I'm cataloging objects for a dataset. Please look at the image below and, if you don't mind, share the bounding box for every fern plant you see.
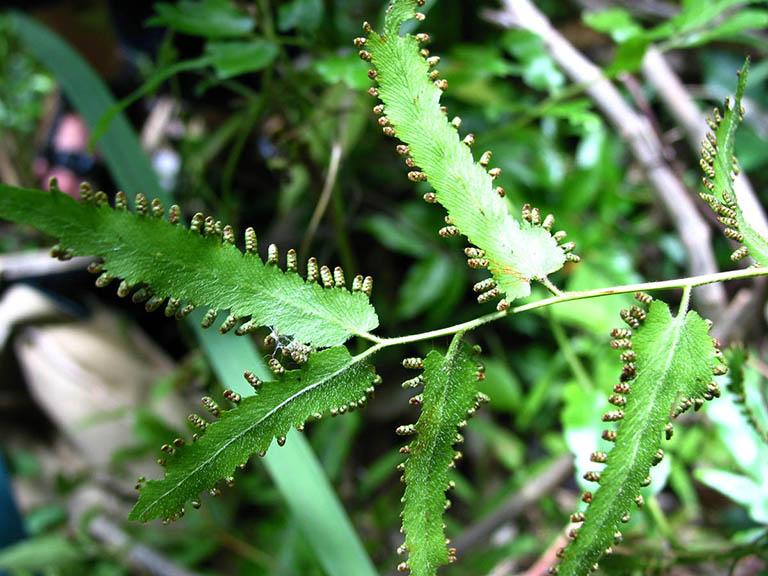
[2,1,768,575]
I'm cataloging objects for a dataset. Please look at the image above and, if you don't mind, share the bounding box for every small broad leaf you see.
[148,0,254,38]
[0,535,83,570]
[362,0,574,307]
[277,0,324,34]
[398,336,486,576]
[314,54,372,91]
[556,296,721,576]
[205,40,279,79]
[0,185,379,347]
[129,346,379,523]
[582,9,643,43]
[699,59,768,266]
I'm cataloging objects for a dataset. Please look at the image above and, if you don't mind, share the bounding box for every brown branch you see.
[452,456,573,554]
[483,0,727,320]
[70,488,202,576]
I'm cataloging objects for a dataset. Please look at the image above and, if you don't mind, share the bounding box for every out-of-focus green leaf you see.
[470,417,525,470]
[24,505,67,535]
[700,359,768,524]
[609,36,650,73]
[205,40,279,79]
[363,214,430,258]
[502,30,565,92]
[673,9,768,48]
[0,535,83,570]
[148,0,254,38]
[396,254,453,320]
[694,469,768,523]
[314,54,371,90]
[476,357,522,413]
[277,0,324,33]
[582,9,642,43]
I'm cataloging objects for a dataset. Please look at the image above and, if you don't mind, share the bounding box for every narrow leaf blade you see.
[0,185,378,347]
[699,59,768,265]
[558,298,720,576]
[400,339,483,576]
[129,346,378,522]
[363,0,570,304]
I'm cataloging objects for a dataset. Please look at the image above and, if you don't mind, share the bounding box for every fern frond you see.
[396,336,486,576]
[699,59,768,265]
[555,295,722,576]
[359,0,575,307]
[129,345,379,523]
[0,184,378,347]
[724,346,768,444]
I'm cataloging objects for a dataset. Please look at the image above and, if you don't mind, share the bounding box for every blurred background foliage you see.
[0,0,767,575]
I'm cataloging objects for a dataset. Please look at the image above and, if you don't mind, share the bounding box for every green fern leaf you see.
[0,184,378,347]
[556,295,722,576]
[699,59,768,265]
[360,0,574,307]
[397,336,486,576]
[129,345,379,523]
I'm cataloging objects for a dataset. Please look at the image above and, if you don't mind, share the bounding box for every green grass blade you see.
[9,12,168,208]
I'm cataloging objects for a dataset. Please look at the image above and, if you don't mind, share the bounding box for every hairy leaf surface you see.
[363,0,570,304]
[400,337,482,576]
[0,185,378,346]
[699,59,768,265]
[130,346,378,522]
[558,299,720,576]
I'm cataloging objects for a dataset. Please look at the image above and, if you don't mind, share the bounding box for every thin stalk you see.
[645,495,681,549]
[678,284,693,316]
[539,276,563,296]
[357,267,768,347]
[548,312,593,391]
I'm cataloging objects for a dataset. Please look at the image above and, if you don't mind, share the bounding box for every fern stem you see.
[539,276,564,296]
[678,284,693,317]
[360,267,768,347]
[512,267,768,316]
[548,312,593,391]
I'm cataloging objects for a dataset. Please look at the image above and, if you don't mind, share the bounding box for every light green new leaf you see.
[363,0,571,305]
[130,346,378,523]
[558,298,721,576]
[699,59,768,266]
[400,336,484,576]
[0,185,378,347]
